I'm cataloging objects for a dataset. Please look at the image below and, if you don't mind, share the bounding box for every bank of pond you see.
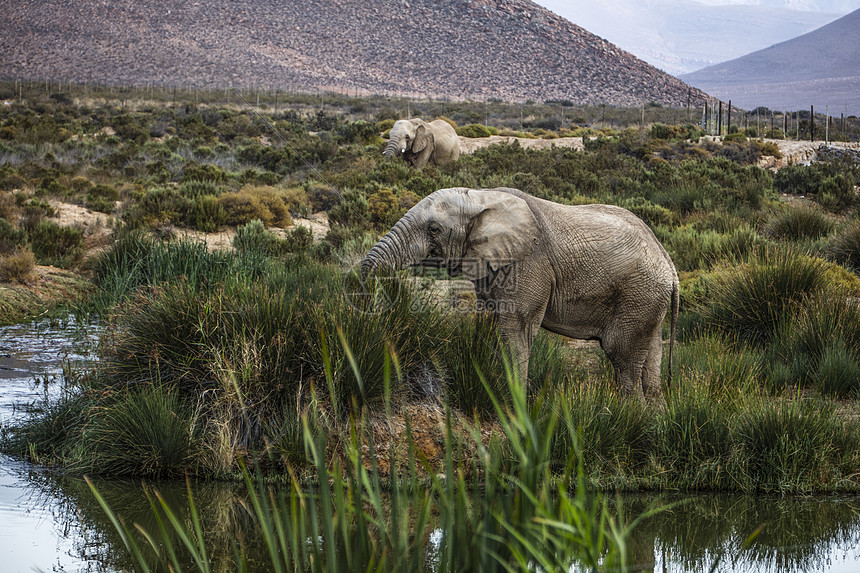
[2,234,860,570]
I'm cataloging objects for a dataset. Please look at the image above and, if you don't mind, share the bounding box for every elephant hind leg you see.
[601,340,647,402]
[641,327,665,402]
[601,323,658,403]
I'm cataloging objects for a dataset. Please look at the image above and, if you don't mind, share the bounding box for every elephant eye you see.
[428,222,441,235]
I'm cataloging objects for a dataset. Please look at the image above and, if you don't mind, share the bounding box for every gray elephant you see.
[361,187,679,401]
[383,118,460,169]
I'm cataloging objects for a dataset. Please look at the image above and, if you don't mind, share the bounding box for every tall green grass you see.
[86,358,637,572]
[5,237,860,493]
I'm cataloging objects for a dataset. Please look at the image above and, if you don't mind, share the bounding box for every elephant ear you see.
[412,124,433,153]
[461,190,539,281]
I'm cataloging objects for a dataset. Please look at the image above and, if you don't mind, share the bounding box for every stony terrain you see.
[0,0,708,107]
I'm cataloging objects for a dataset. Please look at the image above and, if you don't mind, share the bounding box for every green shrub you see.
[328,188,370,230]
[700,248,829,346]
[179,179,222,199]
[819,173,854,211]
[555,382,655,474]
[306,183,340,212]
[732,397,846,491]
[28,220,84,268]
[618,197,675,228]
[0,218,26,255]
[773,294,860,395]
[457,123,498,138]
[79,385,195,477]
[772,163,850,200]
[187,194,226,232]
[181,162,228,183]
[233,219,286,256]
[441,313,509,416]
[285,224,313,254]
[763,206,835,241]
[375,119,395,134]
[367,187,401,227]
[37,176,65,196]
[656,224,762,272]
[338,120,380,144]
[70,175,94,194]
[829,219,860,272]
[123,187,190,228]
[815,341,860,397]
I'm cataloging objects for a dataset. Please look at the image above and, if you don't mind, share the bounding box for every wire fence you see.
[2,79,857,142]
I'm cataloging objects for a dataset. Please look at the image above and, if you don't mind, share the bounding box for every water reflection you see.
[6,469,860,572]
[1,319,860,571]
[622,494,860,572]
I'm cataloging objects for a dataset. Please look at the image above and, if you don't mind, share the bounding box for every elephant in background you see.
[361,187,679,402]
[383,118,460,169]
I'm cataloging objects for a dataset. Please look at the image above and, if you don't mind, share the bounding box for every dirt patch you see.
[274,212,330,241]
[47,200,114,251]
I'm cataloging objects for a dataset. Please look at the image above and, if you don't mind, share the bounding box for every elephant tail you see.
[667,276,679,390]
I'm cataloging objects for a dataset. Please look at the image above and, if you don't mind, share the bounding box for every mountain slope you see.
[538,0,842,75]
[0,0,707,107]
[681,8,860,114]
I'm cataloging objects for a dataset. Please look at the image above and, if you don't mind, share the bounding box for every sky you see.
[690,0,859,9]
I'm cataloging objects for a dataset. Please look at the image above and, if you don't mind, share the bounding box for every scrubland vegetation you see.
[2,83,860,569]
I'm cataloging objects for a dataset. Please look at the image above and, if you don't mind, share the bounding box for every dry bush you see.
[282,187,310,215]
[0,248,36,283]
[218,186,293,228]
[0,191,19,222]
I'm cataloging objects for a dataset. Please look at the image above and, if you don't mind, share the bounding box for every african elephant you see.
[361,187,679,401]
[383,118,460,169]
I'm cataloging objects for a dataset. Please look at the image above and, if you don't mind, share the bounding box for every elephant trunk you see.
[383,138,402,158]
[361,214,423,281]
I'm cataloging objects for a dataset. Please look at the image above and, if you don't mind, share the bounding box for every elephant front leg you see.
[409,146,434,169]
[497,318,536,389]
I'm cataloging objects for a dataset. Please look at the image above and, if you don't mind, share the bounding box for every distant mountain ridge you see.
[537,0,843,75]
[0,0,708,107]
[681,8,860,115]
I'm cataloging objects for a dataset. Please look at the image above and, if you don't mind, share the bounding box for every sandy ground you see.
[458,135,585,154]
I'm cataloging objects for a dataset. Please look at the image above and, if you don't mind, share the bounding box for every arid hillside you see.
[0,0,708,107]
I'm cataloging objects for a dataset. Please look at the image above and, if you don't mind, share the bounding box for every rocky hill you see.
[0,0,708,107]
[680,8,860,115]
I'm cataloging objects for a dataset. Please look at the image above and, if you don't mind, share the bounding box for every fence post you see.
[727,101,732,133]
[810,105,814,141]
[718,101,723,136]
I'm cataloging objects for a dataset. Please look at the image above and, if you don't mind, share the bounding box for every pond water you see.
[1,319,860,572]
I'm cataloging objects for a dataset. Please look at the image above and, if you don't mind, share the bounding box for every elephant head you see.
[361,188,539,282]
[383,119,432,160]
